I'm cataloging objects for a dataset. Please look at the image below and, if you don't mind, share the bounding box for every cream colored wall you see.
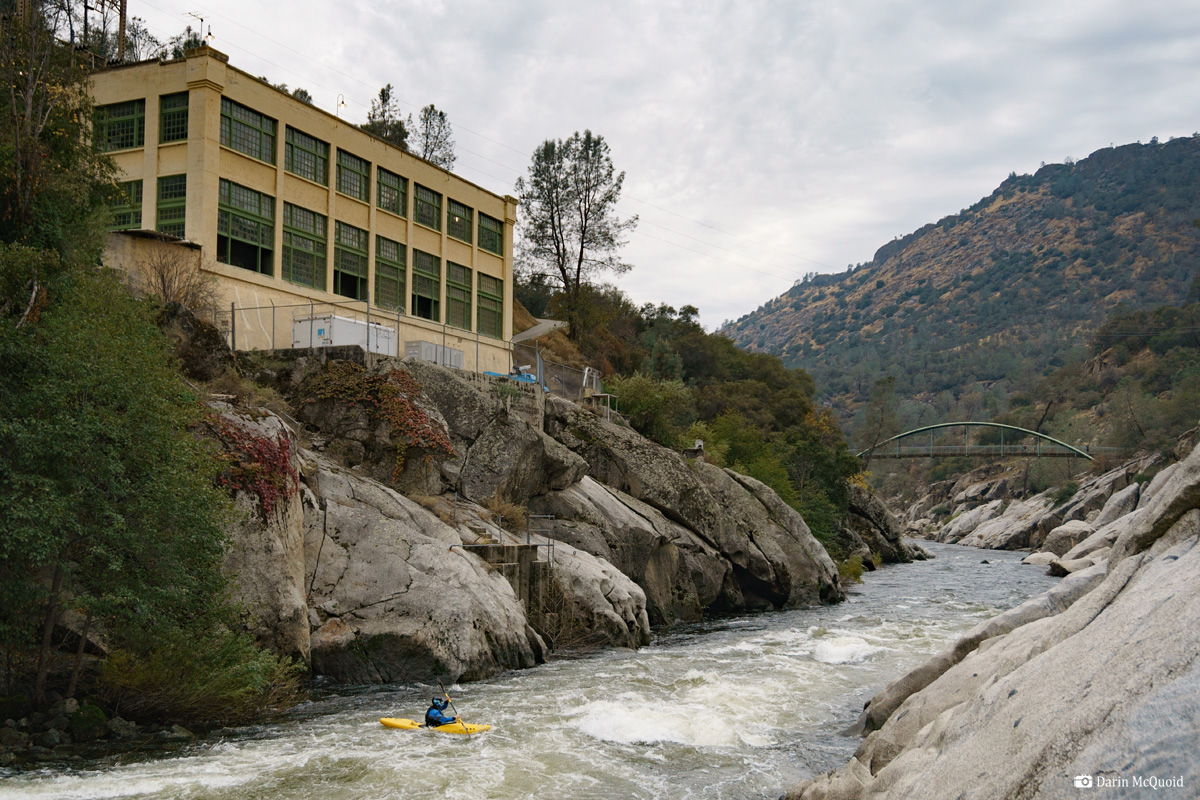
[91,48,517,373]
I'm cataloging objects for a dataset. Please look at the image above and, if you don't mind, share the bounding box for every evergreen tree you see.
[516,130,638,339]
[411,104,456,170]
[362,84,408,149]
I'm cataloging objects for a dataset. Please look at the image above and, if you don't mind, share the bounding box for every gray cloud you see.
[135,0,1200,328]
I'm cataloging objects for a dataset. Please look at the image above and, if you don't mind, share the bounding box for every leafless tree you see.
[134,248,219,311]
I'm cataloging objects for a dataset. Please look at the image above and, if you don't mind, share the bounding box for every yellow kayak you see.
[379,717,492,734]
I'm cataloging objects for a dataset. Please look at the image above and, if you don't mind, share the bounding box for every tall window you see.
[108,180,142,230]
[156,175,187,238]
[159,93,189,143]
[478,274,503,338]
[282,202,327,289]
[377,168,407,216]
[218,178,275,276]
[94,100,145,151]
[478,213,503,255]
[448,200,472,244]
[220,97,276,163]
[333,221,369,300]
[336,150,369,201]
[375,235,406,312]
[447,262,472,330]
[412,249,441,321]
[414,184,441,230]
[285,127,329,184]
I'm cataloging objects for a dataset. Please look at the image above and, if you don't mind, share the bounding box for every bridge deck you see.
[870,445,1121,459]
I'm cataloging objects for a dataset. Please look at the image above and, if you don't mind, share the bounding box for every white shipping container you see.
[292,314,397,356]
[405,340,464,369]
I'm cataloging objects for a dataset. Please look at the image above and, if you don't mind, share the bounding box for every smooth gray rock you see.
[957,493,1056,550]
[934,498,1002,543]
[1042,519,1095,557]
[304,463,546,684]
[1020,551,1058,566]
[786,442,1200,800]
[1091,482,1140,527]
[846,484,919,563]
[219,407,310,662]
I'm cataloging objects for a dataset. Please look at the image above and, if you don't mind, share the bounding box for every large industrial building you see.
[91,46,517,372]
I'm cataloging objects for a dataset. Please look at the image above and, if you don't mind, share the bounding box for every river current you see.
[1,543,1058,800]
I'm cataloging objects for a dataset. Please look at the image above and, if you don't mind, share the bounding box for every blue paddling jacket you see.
[425,698,456,727]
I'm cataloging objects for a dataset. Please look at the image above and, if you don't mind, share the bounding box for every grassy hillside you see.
[723,136,1200,426]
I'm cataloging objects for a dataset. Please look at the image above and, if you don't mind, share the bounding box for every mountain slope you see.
[724,136,1200,416]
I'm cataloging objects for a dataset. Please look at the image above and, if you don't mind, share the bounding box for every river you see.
[1,543,1058,800]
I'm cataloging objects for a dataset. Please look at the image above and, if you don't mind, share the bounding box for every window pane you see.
[95,99,145,151]
[220,97,277,163]
[375,235,406,312]
[285,127,329,184]
[218,179,275,275]
[414,184,441,230]
[109,180,143,230]
[448,199,472,243]
[159,93,189,143]
[478,213,503,255]
[336,150,369,201]
[377,168,406,216]
[156,174,187,237]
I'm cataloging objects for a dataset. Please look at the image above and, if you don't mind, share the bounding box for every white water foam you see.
[811,635,881,664]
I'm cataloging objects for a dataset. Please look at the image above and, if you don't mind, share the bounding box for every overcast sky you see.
[126,0,1200,330]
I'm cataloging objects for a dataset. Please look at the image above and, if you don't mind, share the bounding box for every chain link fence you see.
[207,300,602,402]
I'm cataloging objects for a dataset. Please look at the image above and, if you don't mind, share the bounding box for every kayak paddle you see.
[438,679,470,736]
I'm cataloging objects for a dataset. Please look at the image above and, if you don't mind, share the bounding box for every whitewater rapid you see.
[0,542,1058,800]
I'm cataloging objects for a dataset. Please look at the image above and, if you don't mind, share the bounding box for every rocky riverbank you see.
[784,440,1200,799]
[0,696,194,765]
[214,348,863,685]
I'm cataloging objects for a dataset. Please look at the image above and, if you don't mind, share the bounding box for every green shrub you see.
[1052,481,1080,507]
[838,555,865,584]
[98,628,305,724]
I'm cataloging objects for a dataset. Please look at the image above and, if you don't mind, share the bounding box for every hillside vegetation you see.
[724,136,1200,426]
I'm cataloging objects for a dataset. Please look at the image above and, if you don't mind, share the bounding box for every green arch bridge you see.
[857,422,1123,462]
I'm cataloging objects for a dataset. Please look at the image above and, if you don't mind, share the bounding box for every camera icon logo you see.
[1074,775,1094,788]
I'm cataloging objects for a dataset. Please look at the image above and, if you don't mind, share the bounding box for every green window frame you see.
[218,178,275,276]
[109,180,142,230]
[220,97,276,163]
[282,202,327,289]
[159,93,189,143]
[333,221,369,300]
[95,99,145,151]
[412,249,441,321]
[377,168,407,217]
[478,213,503,256]
[477,273,503,338]
[414,184,441,230]
[285,126,329,184]
[448,200,472,244]
[336,149,369,201]
[447,262,472,330]
[375,235,406,312]
[156,174,187,238]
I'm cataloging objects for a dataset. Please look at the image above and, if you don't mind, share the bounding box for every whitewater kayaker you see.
[425,697,457,728]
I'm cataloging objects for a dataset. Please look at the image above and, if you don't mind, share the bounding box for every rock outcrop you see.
[229,353,845,684]
[916,455,1161,552]
[785,441,1200,800]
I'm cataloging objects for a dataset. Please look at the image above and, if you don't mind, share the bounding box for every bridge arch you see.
[857,422,1094,462]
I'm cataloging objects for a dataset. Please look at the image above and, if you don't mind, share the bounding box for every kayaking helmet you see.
[431,698,448,710]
